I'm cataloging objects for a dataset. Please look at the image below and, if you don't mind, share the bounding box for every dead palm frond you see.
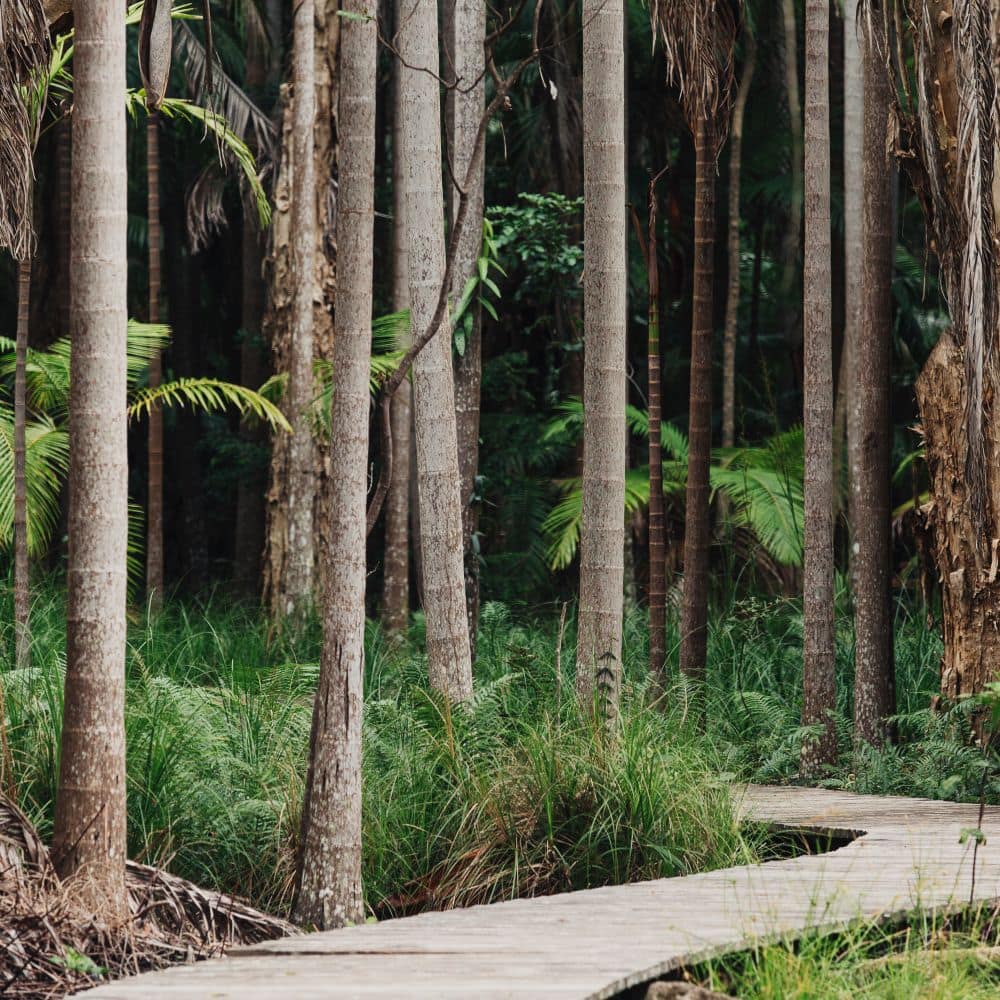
[0,0,49,260]
[652,0,742,147]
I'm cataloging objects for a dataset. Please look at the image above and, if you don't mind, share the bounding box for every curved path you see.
[84,785,1000,999]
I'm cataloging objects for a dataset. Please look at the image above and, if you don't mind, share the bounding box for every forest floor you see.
[1,582,996,995]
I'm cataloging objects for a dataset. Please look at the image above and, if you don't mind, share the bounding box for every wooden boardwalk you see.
[84,785,1000,999]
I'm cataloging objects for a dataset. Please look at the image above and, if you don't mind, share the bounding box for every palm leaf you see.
[0,407,69,558]
[128,377,291,431]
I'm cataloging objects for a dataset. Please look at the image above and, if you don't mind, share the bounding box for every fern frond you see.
[128,378,291,431]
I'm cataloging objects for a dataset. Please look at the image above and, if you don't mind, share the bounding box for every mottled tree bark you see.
[722,34,755,450]
[679,119,716,682]
[853,24,894,746]
[381,44,412,636]
[146,112,164,610]
[576,0,626,715]
[52,0,128,919]
[400,0,473,700]
[263,3,338,619]
[14,258,31,670]
[294,0,374,929]
[801,0,837,772]
[281,0,317,622]
[445,0,486,660]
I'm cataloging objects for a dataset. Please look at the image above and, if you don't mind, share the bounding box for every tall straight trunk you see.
[281,0,317,621]
[575,0,626,714]
[801,0,837,772]
[644,188,666,687]
[382,46,412,636]
[233,8,273,598]
[52,0,128,918]
[679,118,716,682]
[399,0,473,701]
[445,0,486,659]
[14,257,31,670]
[55,118,71,340]
[146,112,164,609]
[780,0,804,348]
[294,0,374,929]
[843,6,863,558]
[263,3,337,619]
[853,23,894,746]
[722,35,756,450]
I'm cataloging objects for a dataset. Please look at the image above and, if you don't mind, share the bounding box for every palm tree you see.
[14,257,31,670]
[722,31,756,450]
[294,0,375,929]
[51,0,129,918]
[854,10,894,742]
[399,0,473,701]
[382,33,412,637]
[280,0,317,622]
[801,0,836,772]
[575,0,626,714]
[653,0,740,684]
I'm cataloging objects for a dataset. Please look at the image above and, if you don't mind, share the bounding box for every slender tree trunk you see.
[233,10,273,598]
[55,117,71,340]
[679,118,716,682]
[445,0,486,660]
[639,185,666,688]
[722,34,756,450]
[843,5,863,554]
[52,0,128,918]
[400,0,473,700]
[381,46,411,636]
[576,0,626,715]
[853,23,894,746]
[146,112,164,610]
[801,0,837,772]
[14,257,31,671]
[263,3,338,619]
[281,0,318,621]
[780,0,804,351]
[294,0,374,929]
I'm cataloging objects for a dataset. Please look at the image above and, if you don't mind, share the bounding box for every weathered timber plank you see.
[81,785,1000,999]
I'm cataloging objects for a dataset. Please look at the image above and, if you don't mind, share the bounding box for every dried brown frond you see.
[652,0,742,148]
[0,0,49,261]
[0,795,296,997]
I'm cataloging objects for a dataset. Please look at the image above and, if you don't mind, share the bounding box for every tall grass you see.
[0,587,755,918]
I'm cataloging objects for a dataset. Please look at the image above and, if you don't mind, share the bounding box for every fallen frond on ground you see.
[0,796,295,998]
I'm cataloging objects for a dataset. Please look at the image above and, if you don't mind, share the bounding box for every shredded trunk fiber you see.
[0,797,296,998]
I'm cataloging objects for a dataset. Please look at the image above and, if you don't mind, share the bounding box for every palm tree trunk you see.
[445,0,486,660]
[382,43,411,636]
[281,0,317,621]
[722,34,755,450]
[679,117,716,682]
[52,0,128,919]
[576,0,626,715]
[146,111,164,610]
[853,22,894,747]
[400,0,473,701]
[640,185,666,688]
[14,257,31,671]
[294,0,374,928]
[801,0,837,773]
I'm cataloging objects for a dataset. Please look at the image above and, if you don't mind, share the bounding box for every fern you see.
[128,377,291,431]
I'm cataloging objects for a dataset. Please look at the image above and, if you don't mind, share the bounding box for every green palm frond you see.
[127,500,146,601]
[128,378,291,431]
[0,408,69,558]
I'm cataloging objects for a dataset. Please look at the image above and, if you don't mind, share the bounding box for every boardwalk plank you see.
[82,785,1000,999]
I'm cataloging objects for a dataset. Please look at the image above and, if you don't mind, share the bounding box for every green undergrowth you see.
[0,586,754,917]
[0,580,988,920]
[673,905,1000,999]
